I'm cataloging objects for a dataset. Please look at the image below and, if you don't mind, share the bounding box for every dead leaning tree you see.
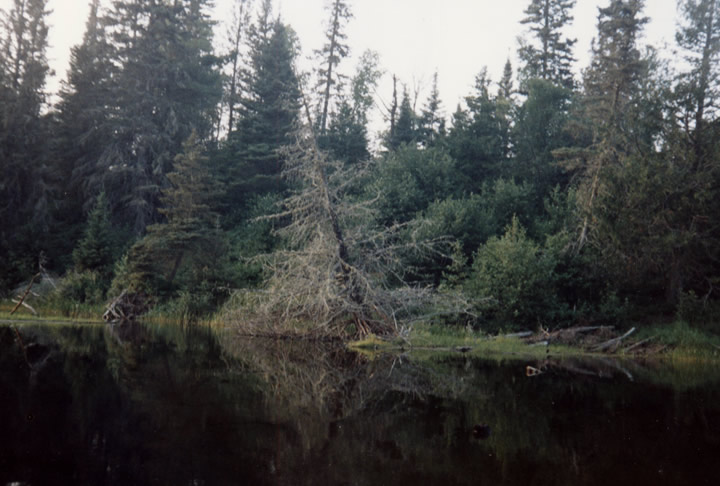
[263,94,394,337]
[228,90,467,339]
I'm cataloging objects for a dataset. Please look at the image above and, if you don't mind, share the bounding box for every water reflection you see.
[1,322,719,485]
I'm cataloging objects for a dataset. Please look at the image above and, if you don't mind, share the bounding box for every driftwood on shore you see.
[10,273,41,315]
[509,325,663,356]
[103,290,150,322]
[592,327,636,352]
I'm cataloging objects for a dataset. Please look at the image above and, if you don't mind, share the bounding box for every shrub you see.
[55,270,107,305]
[467,216,559,329]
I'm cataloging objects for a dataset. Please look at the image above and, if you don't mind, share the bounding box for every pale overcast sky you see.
[2,0,680,125]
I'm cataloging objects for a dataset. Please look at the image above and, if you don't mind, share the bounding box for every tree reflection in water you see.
[1,322,719,485]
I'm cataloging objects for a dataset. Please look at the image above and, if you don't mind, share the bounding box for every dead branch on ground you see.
[10,273,41,315]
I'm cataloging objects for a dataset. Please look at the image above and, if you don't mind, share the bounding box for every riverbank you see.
[349,321,720,362]
[4,299,720,362]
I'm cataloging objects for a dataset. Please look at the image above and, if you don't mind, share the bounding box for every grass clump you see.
[635,321,720,360]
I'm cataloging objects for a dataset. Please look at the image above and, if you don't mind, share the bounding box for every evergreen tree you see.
[583,0,648,143]
[447,69,507,189]
[315,0,352,135]
[385,87,417,150]
[223,0,252,134]
[220,12,301,221]
[512,78,572,197]
[675,0,720,164]
[73,192,115,279]
[53,0,116,258]
[498,58,515,99]
[319,50,381,164]
[418,72,446,147]
[518,0,577,89]
[120,132,224,292]
[0,0,53,291]
[572,0,649,251]
[496,60,516,160]
[97,0,223,234]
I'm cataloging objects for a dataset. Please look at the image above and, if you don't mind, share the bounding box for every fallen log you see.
[10,273,41,316]
[501,331,533,339]
[103,290,150,322]
[592,327,636,352]
[11,299,37,316]
[623,337,655,354]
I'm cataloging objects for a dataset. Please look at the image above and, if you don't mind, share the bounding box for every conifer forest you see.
[3,0,720,338]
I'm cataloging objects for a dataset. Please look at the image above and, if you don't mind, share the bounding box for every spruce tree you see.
[53,0,115,250]
[121,132,224,292]
[223,0,252,134]
[220,12,301,221]
[73,192,115,279]
[675,0,720,164]
[385,87,417,150]
[97,0,222,234]
[315,0,353,135]
[447,69,507,188]
[518,0,577,89]
[583,0,648,142]
[0,0,53,291]
[319,50,381,164]
[418,72,446,147]
[498,58,515,99]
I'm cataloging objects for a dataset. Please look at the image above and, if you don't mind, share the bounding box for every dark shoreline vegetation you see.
[3,0,720,350]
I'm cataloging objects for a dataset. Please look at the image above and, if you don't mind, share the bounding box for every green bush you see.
[467,216,560,329]
[55,270,107,305]
[155,280,229,323]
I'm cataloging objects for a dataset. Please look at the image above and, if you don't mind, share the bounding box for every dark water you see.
[1,322,720,486]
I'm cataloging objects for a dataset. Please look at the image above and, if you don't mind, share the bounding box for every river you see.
[1,321,719,485]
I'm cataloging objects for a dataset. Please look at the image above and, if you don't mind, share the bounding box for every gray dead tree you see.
[223,92,472,339]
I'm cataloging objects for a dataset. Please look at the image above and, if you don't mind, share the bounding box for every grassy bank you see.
[350,323,579,359]
[0,299,104,323]
[349,321,720,361]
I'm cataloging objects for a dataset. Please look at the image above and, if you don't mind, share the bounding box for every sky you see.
[2,0,680,129]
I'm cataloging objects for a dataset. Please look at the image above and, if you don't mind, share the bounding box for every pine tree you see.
[220,12,301,220]
[447,69,507,188]
[518,0,577,89]
[223,0,252,134]
[121,132,224,292]
[675,0,720,165]
[0,0,53,291]
[96,0,223,234]
[53,0,115,251]
[386,87,417,150]
[318,50,381,165]
[73,192,115,279]
[315,0,352,135]
[418,72,446,147]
